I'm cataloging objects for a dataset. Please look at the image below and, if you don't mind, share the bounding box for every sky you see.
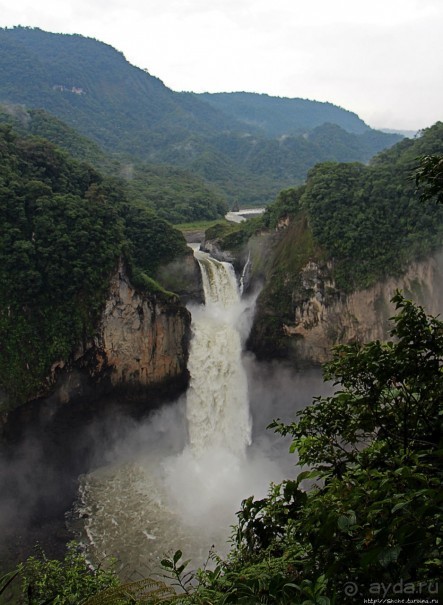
[1,0,442,131]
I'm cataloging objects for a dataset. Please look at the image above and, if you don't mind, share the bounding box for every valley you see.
[0,25,442,605]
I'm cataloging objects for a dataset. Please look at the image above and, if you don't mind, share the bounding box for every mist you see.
[0,352,330,576]
[0,251,332,576]
[62,255,332,576]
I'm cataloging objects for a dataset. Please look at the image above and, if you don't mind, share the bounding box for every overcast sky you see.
[2,0,442,131]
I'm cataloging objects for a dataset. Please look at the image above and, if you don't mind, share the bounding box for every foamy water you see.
[72,249,283,575]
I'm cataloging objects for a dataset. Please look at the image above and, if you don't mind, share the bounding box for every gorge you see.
[71,249,294,574]
[0,29,441,597]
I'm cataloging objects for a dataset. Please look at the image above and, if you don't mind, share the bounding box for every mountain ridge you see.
[0,26,403,206]
[197,91,370,136]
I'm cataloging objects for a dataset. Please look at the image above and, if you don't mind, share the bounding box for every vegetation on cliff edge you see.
[0,125,189,408]
[226,122,443,360]
[259,122,443,293]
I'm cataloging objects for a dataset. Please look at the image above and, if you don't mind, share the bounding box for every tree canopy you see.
[0,126,189,407]
[0,27,402,208]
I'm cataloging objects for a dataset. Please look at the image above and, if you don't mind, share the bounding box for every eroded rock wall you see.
[96,261,190,387]
[0,261,192,434]
[254,250,443,365]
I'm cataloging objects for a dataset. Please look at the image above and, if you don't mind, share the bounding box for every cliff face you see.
[249,248,443,365]
[1,262,191,428]
[94,261,191,387]
[283,251,443,364]
[0,261,193,565]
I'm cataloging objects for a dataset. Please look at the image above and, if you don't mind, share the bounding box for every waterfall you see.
[185,250,252,456]
[73,249,271,571]
[239,251,251,295]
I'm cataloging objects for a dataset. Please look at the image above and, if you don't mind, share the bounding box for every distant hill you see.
[0,26,233,150]
[197,91,370,136]
[0,26,403,207]
[381,128,418,138]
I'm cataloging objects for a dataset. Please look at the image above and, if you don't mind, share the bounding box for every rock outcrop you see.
[95,260,191,388]
[284,251,443,364]
[1,261,192,432]
[250,249,443,366]
[49,261,191,406]
[94,264,190,386]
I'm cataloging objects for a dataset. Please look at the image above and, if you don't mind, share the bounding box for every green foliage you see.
[0,106,112,171]
[122,203,188,276]
[0,126,122,404]
[0,126,189,408]
[17,542,119,604]
[160,550,194,596]
[175,219,230,233]
[260,123,443,296]
[199,92,372,136]
[415,154,443,204]
[273,292,443,470]
[124,164,227,224]
[0,27,402,209]
[261,186,305,229]
[0,105,229,224]
[203,216,265,255]
[0,569,19,598]
[82,578,176,605]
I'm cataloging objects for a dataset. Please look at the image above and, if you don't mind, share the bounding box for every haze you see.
[1,0,442,134]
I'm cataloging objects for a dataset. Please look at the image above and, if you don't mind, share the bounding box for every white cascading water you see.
[72,248,273,574]
[185,250,252,456]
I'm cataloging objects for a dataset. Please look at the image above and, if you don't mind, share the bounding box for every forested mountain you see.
[0,105,228,222]
[300,122,443,291]
[198,91,370,136]
[0,26,402,207]
[0,124,190,406]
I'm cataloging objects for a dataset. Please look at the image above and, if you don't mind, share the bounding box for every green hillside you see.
[0,125,190,407]
[301,122,443,291]
[211,123,443,359]
[0,26,402,208]
[0,105,228,223]
[198,91,370,135]
[0,27,233,149]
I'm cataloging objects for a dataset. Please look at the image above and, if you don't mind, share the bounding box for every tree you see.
[415,154,443,204]
[16,542,119,604]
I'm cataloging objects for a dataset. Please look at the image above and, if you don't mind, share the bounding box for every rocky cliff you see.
[0,261,193,567]
[282,251,443,364]
[96,260,191,387]
[248,244,443,365]
[44,260,192,407]
[0,261,192,435]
